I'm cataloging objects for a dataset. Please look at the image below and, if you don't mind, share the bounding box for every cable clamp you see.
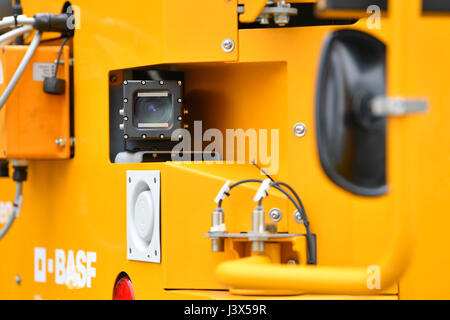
[214,180,231,203]
[253,178,272,202]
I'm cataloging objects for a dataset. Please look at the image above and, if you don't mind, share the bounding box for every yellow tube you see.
[215,0,419,295]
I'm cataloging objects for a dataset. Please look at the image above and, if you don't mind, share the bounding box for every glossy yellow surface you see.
[0,0,448,299]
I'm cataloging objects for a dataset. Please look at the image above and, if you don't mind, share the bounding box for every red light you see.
[113,274,135,300]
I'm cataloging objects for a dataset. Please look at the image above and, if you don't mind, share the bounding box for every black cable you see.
[216,178,317,264]
[270,181,308,224]
[269,184,316,264]
[54,36,70,78]
[251,160,274,182]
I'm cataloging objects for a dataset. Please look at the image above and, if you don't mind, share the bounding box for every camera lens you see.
[133,91,173,128]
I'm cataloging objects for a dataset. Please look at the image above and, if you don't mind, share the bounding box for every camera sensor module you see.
[120,80,183,140]
[133,91,173,129]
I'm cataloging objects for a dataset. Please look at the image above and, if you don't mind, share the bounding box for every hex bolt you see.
[293,209,304,224]
[269,208,282,222]
[221,38,235,53]
[274,13,289,26]
[293,122,307,137]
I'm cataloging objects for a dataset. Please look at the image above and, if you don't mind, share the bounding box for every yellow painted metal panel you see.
[0,0,447,300]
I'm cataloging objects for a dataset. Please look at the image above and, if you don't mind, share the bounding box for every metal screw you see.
[123,80,128,85]
[177,116,182,121]
[293,210,303,224]
[221,38,235,53]
[124,134,129,140]
[123,98,128,103]
[142,134,147,139]
[177,98,182,103]
[178,81,182,86]
[160,134,165,139]
[293,122,307,137]
[55,138,66,148]
[141,80,146,85]
[159,80,164,85]
[269,208,282,222]
[123,116,128,121]
[15,274,21,285]
[110,74,117,83]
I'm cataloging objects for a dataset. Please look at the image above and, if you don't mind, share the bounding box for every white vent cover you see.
[127,170,161,263]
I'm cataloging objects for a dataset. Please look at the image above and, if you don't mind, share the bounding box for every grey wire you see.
[0,182,23,240]
[0,31,41,111]
[0,16,34,28]
[0,24,33,45]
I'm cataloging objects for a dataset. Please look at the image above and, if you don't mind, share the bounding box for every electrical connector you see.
[33,13,72,35]
[214,180,231,204]
[253,178,271,202]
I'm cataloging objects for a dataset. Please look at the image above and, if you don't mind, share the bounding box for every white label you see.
[34,247,97,289]
[32,63,56,81]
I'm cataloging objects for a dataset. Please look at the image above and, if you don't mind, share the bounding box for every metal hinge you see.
[370,97,429,117]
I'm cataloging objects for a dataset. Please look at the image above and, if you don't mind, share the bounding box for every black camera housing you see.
[121,80,183,141]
